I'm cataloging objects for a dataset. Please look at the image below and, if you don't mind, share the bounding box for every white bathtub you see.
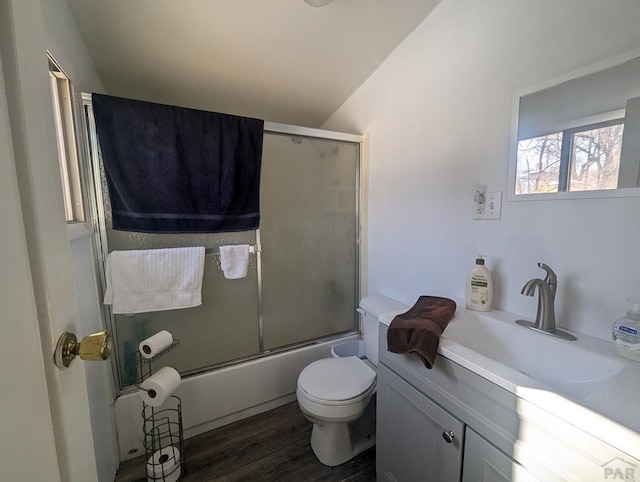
[115,334,360,461]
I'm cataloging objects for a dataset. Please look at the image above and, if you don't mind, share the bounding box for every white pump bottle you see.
[465,254,493,312]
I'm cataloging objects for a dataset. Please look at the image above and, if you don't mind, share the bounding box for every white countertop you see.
[379,298,640,460]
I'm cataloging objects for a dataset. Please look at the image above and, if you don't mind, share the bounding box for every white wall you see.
[41,0,103,92]
[324,0,640,341]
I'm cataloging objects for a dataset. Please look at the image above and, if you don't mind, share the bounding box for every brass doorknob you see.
[54,330,112,369]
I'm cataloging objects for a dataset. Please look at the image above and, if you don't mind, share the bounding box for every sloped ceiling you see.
[66,0,441,128]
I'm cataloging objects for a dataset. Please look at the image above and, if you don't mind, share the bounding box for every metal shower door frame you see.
[79,93,363,394]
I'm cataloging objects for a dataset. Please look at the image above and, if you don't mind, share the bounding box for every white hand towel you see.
[104,247,205,314]
[219,245,250,279]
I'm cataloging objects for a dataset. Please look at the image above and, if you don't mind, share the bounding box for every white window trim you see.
[48,55,85,222]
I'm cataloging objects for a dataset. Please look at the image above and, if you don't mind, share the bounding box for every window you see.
[49,55,84,222]
[516,119,624,195]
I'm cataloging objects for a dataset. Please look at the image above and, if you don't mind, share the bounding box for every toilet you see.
[296,294,408,466]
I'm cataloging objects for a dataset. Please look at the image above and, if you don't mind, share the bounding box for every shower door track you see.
[79,93,363,394]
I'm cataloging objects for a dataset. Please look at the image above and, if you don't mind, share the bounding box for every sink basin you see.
[442,309,626,399]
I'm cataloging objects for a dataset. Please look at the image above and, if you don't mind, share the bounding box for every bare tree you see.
[569,124,623,191]
[516,132,562,194]
[516,122,623,194]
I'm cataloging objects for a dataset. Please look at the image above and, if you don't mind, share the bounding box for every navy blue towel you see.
[91,93,264,233]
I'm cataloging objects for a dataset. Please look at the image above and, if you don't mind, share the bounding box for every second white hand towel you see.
[219,245,250,279]
[104,246,205,314]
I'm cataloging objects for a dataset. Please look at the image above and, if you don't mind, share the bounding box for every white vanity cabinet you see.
[377,323,640,482]
[377,363,464,482]
[377,361,524,482]
[462,428,537,482]
[377,364,536,482]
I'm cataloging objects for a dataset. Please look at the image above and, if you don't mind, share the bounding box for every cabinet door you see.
[377,363,464,482]
[463,428,538,482]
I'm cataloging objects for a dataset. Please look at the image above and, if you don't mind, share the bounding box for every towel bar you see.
[205,244,260,257]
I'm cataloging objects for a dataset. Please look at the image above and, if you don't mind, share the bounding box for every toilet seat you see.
[298,356,376,403]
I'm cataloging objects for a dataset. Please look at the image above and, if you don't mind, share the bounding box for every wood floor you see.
[115,401,376,482]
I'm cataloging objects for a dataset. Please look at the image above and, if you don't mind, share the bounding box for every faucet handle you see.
[537,263,557,285]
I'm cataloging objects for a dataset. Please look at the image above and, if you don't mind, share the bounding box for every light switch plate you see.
[483,191,502,219]
[474,191,502,220]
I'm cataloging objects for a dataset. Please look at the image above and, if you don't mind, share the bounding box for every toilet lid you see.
[298,356,376,401]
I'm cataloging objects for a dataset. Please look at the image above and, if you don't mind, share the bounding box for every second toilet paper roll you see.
[140,366,181,407]
[147,446,181,482]
[139,330,173,359]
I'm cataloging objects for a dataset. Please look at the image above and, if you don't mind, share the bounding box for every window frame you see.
[515,117,625,196]
[560,118,624,193]
[507,46,640,202]
[48,55,85,223]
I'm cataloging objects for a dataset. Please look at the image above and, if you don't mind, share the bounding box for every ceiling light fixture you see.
[303,0,334,7]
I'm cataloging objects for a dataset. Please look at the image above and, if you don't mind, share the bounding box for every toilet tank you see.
[358,294,408,365]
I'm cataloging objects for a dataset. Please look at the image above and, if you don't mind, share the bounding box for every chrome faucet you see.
[516,263,576,341]
[521,263,557,332]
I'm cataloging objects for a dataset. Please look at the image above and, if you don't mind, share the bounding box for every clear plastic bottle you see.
[612,299,640,362]
[465,254,493,312]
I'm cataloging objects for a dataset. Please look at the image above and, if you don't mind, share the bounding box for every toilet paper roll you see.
[140,366,181,407]
[147,446,181,482]
[139,330,173,359]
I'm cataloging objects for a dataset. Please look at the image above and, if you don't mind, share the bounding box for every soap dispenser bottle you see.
[465,254,493,312]
[612,300,640,362]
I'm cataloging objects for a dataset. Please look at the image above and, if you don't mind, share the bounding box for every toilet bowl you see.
[297,356,376,421]
[296,295,408,467]
[296,355,377,466]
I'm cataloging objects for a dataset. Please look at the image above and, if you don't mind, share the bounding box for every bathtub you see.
[115,334,360,461]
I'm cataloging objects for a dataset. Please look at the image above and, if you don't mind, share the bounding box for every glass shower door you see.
[99,163,261,385]
[84,96,360,390]
[109,233,261,386]
[260,133,359,349]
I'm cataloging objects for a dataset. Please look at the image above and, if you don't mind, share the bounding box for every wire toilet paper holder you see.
[137,341,185,481]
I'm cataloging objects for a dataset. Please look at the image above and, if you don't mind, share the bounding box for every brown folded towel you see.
[387,296,457,369]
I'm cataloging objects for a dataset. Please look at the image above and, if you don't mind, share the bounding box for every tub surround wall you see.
[323,0,640,342]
